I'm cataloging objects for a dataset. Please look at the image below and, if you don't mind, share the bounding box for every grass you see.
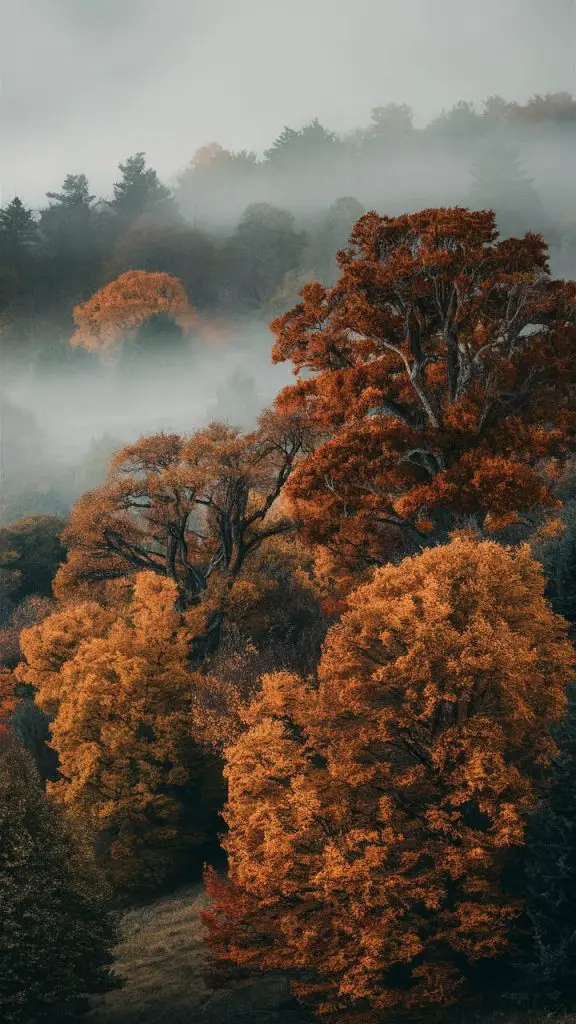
[87,881,312,1024]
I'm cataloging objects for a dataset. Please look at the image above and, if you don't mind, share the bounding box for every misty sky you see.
[2,0,575,209]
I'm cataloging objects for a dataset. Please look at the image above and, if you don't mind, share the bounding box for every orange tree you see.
[70,270,195,359]
[54,412,314,660]
[16,572,224,891]
[270,208,576,574]
[203,535,574,1021]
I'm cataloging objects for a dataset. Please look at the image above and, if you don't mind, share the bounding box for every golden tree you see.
[71,270,195,359]
[271,208,576,575]
[203,535,574,1020]
[17,572,223,890]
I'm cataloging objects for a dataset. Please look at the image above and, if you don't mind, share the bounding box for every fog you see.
[0,322,295,523]
[4,325,290,460]
[2,0,575,206]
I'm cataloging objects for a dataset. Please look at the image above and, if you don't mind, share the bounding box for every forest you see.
[3,90,576,1023]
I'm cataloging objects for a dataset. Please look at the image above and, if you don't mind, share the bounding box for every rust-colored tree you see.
[16,572,223,890]
[54,412,313,659]
[203,535,574,1020]
[271,208,576,575]
[70,270,195,359]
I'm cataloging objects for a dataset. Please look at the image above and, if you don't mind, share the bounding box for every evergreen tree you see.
[0,197,39,252]
[112,152,177,223]
[0,734,118,1023]
[39,173,105,308]
[264,119,342,170]
[0,198,40,319]
[45,173,95,208]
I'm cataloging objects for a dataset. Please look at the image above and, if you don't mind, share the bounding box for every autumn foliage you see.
[71,270,195,357]
[204,536,574,1019]
[54,413,313,657]
[16,573,223,889]
[271,208,576,572]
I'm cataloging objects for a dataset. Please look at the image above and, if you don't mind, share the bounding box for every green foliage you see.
[112,152,177,223]
[46,173,95,208]
[0,198,39,252]
[0,734,118,1023]
[226,203,306,310]
[107,217,217,309]
[2,92,575,373]
[0,515,66,605]
[264,118,342,169]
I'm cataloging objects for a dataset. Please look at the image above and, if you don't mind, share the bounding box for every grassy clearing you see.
[87,882,311,1024]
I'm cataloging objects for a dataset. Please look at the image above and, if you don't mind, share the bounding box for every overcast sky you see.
[1,0,575,208]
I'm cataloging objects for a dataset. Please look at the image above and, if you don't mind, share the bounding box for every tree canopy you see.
[204,535,574,1019]
[271,207,576,574]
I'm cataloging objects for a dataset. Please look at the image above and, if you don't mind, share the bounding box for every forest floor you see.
[87,882,312,1024]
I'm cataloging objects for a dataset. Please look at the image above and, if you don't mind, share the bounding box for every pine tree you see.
[45,173,95,208]
[39,173,105,306]
[0,197,38,250]
[0,733,118,1022]
[112,152,177,223]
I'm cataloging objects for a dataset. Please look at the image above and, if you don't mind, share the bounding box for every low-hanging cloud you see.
[1,0,575,207]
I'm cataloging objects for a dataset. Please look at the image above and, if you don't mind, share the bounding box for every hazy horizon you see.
[2,0,576,208]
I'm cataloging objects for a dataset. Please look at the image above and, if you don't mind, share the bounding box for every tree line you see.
[3,91,576,378]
